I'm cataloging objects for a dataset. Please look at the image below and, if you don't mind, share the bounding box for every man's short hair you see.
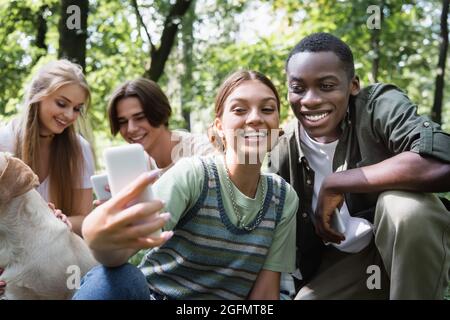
[286,32,355,79]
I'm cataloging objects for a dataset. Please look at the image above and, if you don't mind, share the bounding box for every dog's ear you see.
[0,153,39,203]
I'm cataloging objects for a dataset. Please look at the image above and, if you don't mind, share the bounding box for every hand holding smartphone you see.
[90,173,111,201]
[104,144,154,203]
[91,144,161,237]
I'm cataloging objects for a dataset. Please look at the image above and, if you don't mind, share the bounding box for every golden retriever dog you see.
[0,152,97,299]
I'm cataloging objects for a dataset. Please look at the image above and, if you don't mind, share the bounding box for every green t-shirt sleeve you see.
[262,180,298,273]
[153,157,204,231]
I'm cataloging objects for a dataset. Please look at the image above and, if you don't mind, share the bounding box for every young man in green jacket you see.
[270,32,450,299]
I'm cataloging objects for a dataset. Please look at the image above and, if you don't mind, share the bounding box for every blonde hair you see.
[15,59,91,215]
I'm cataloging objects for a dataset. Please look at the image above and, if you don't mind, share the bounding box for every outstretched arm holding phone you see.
[82,170,173,267]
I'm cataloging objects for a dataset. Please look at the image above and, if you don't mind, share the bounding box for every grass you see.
[128,250,147,267]
[438,192,450,201]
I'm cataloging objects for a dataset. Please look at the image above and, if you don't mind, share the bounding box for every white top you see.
[299,126,373,253]
[0,120,95,202]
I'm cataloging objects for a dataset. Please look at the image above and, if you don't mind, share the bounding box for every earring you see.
[221,136,227,153]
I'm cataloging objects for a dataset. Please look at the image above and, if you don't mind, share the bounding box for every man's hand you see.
[314,182,346,244]
[314,151,450,243]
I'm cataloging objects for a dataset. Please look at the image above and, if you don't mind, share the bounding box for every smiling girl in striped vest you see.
[74,70,298,300]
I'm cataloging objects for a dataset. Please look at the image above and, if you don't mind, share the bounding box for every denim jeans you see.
[72,263,150,300]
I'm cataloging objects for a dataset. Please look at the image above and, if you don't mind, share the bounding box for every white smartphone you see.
[331,208,346,234]
[104,144,160,236]
[90,173,111,201]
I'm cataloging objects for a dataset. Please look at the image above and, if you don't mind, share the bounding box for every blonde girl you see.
[0,59,95,235]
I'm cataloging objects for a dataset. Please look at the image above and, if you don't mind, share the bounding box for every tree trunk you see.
[147,0,193,82]
[36,5,48,51]
[180,2,196,130]
[57,0,88,71]
[432,0,449,124]
[29,4,53,68]
[370,0,384,83]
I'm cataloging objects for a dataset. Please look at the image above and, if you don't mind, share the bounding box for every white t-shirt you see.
[299,126,373,253]
[0,121,94,202]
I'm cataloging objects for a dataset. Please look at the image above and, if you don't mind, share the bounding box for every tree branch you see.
[130,0,155,53]
[431,0,449,124]
[35,5,48,50]
[148,0,193,81]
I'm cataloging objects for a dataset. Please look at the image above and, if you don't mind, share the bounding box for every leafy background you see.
[0,0,448,298]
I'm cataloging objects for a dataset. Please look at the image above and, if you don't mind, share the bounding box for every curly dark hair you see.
[286,32,355,79]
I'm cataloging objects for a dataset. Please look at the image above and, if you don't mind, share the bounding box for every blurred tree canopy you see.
[0,0,448,160]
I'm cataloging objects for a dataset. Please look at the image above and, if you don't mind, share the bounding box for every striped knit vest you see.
[140,157,287,300]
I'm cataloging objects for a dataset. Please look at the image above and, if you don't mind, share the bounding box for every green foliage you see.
[191,33,295,123]
[0,0,449,154]
[268,0,447,125]
[86,0,147,134]
[0,0,448,298]
[129,250,146,267]
[0,0,57,117]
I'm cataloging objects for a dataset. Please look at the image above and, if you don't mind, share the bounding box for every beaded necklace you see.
[223,159,266,231]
